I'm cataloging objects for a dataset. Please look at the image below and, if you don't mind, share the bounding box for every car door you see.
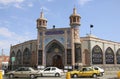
[50,67,56,76]
[80,68,87,76]
[14,68,24,77]
[42,67,51,76]
[22,67,31,77]
[85,68,93,76]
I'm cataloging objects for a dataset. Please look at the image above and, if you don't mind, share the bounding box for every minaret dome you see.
[37,10,47,29]
[69,7,81,27]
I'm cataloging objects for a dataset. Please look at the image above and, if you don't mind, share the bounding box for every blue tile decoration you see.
[44,36,65,47]
[45,30,64,35]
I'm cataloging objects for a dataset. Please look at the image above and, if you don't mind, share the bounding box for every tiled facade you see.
[81,35,120,69]
[9,8,120,70]
[9,40,37,69]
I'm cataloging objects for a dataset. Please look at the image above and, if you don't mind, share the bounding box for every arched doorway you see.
[52,55,63,69]
[45,40,65,69]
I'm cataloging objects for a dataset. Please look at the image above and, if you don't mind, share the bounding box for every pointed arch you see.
[23,48,31,66]
[45,39,65,69]
[105,47,114,64]
[11,51,15,57]
[45,39,65,53]
[92,45,103,64]
[116,48,120,64]
[16,50,22,65]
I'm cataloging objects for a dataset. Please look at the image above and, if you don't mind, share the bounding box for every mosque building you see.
[9,8,120,70]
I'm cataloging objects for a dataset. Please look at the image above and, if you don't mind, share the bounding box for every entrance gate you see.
[46,40,64,69]
[52,55,63,69]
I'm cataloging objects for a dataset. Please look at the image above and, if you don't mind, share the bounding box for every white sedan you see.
[40,67,63,77]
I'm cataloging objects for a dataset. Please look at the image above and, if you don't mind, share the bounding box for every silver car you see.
[40,67,64,77]
[6,67,40,79]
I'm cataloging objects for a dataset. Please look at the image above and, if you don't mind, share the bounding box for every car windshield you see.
[16,68,23,71]
[29,67,35,71]
[44,68,51,71]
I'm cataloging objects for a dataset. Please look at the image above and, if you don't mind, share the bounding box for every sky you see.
[0,0,120,55]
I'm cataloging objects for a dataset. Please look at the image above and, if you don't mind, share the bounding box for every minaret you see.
[36,10,47,66]
[36,10,47,30]
[69,7,81,43]
[70,7,81,27]
[70,7,82,66]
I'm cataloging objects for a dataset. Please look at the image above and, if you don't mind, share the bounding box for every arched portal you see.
[52,55,63,68]
[45,40,65,69]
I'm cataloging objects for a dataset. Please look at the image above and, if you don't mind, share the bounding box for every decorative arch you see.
[105,47,114,64]
[116,48,120,64]
[23,48,31,65]
[92,45,103,64]
[16,50,22,65]
[45,39,65,52]
[45,39,65,69]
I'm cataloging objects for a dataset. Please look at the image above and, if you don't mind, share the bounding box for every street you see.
[3,71,118,79]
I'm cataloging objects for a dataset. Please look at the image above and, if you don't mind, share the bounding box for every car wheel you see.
[30,74,35,79]
[55,73,60,77]
[41,73,43,77]
[100,72,103,76]
[73,74,78,78]
[9,74,14,78]
[92,74,97,78]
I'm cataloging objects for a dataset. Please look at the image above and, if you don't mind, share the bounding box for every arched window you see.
[11,51,15,57]
[73,17,76,22]
[92,45,103,64]
[16,50,22,65]
[77,17,79,22]
[116,48,120,64]
[105,47,114,64]
[23,48,31,65]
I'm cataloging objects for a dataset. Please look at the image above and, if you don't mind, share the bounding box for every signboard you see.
[11,57,15,62]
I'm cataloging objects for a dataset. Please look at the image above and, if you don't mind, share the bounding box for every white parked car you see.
[92,66,104,76]
[40,67,63,77]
